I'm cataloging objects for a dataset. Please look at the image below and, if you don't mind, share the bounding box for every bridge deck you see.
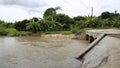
[86,29,120,38]
[77,29,120,59]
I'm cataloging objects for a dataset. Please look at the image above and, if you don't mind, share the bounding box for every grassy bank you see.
[0,28,32,36]
[0,28,72,36]
[43,31,72,35]
[1,28,120,37]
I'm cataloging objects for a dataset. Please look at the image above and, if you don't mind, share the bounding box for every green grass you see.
[1,27,120,36]
[0,28,32,36]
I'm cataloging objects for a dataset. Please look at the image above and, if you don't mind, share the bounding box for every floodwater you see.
[0,36,89,68]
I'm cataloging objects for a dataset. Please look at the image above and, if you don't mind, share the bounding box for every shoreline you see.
[41,34,75,38]
[0,34,76,38]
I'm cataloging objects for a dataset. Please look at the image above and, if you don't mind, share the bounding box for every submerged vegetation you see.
[0,7,120,36]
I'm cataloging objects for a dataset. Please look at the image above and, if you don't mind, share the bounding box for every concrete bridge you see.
[86,29,120,43]
[77,29,120,59]
[75,29,120,68]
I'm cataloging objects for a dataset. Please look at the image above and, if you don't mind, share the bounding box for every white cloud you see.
[0,0,47,22]
[0,0,120,22]
[0,0,47,8]
[0,5,43,22]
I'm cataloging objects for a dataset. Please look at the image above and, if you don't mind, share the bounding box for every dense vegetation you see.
[0,7,120,36]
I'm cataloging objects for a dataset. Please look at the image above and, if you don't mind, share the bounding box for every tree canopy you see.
[0,7,120,36]
[43,8,56,18]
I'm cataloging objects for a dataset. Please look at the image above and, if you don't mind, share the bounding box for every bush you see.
[70,25,79,33]
[0,28,32,36]
[71,28,78,33]
[5,28,19,36]
[0,28,7,35]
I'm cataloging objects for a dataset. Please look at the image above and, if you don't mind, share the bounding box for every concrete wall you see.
[74,32,86,40]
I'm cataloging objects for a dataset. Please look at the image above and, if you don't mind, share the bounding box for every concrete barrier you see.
[76,33,106,60]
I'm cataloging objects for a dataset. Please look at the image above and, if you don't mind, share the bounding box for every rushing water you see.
[0,36,89,68]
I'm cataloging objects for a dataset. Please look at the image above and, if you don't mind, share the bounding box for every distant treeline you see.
[0,7,120,36]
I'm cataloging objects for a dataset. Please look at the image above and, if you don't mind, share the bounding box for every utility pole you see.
[91,7,93,18]
[114,10,117,14]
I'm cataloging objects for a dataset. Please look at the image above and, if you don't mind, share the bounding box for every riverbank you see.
[42,34,75,38]
[0,29,74,37]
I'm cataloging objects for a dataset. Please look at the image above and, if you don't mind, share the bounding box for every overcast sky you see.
[0,0,120,22]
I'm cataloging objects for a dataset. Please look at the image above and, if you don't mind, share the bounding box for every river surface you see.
[0,36,89,68]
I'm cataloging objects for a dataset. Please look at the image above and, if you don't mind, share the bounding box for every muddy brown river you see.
[0,36,89,68]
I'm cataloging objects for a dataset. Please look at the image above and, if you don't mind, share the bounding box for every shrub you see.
[0,28,7,35]
[5,28,19,36]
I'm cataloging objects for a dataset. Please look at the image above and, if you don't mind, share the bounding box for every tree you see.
[100,11,120,19]
[100,11,111,19]
[14,19,30,31]
[6,23,14,28]
[0,20,7,30]
[31,17,39,22]
[111,17,120,28]
[43,7,61,18]
[26,19,40,33]
[51,14,74,30]
[38,19,63,31]
[73,16,86,21]
[43,8,56,18]
[80,16,99,28]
